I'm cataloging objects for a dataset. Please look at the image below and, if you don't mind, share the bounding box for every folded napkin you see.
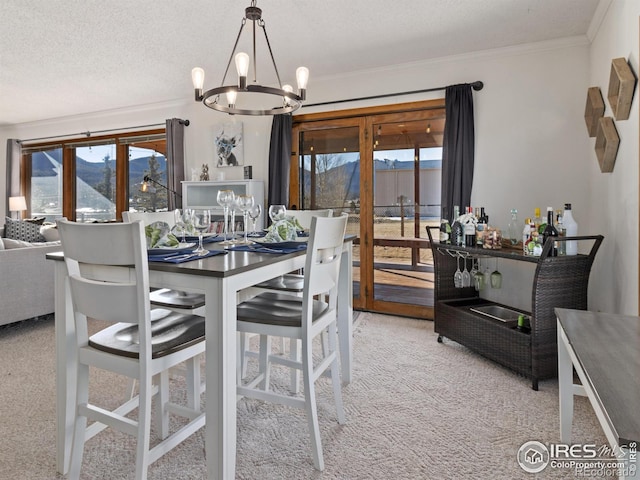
[227,243,307,254]
[148,249,227,263]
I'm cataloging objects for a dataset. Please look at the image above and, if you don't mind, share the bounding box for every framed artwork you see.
[214,122,244,167]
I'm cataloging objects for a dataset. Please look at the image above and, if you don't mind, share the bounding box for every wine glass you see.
[173,209,186,242]
[491,258,502,289]
[247,204,262,237]
[182,208,195,237]
[216,189,235,244]
[461,256,471,288]
[235,195,255,244]
[454,255,463,288]
[268,204,287,223]
[191,209,211,256]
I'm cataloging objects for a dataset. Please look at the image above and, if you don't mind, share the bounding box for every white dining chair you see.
[242,209,334,387]
[236,214,348,471]
[122,210,206,405]
[57,219,206,479]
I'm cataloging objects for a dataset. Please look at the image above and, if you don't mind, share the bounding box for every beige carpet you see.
[0,312,610,479]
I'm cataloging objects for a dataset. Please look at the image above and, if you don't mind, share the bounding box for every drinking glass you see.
[247,204,262,237]
[461,257,471,287]
[191,209,211,256]
[173,209,186,242]
[454,255,462,288]
[235,195,255,244]
[182,208,194,237]
[216,189,235,244]
[268,204,287,223]
[490,259,502,289]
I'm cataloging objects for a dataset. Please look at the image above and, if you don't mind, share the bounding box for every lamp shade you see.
[9,196,27,212]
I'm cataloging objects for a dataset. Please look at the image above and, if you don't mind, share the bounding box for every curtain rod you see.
[302,81,483,109]
[17,119,190,144]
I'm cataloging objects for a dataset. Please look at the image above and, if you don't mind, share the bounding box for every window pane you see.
[75,144,117,222]
[30,148,63,222]
[128,146,168,212]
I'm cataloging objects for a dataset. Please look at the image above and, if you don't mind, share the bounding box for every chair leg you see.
[239,333,249,379]
[154,371,170,440]
[302,338,324,471]
[328,323,346,424]
[259,335,272,391]
[125,378,137,401]
[68,363,90,480]
[135,374,153,480]
[184,356,201,411]
[289,338,301,394]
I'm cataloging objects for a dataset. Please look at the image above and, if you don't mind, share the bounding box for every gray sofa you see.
[0,233,61,327]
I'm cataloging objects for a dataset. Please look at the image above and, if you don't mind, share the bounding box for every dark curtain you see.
[6,139,22,217]
[267,114,293,209]
[441,84,475,222]
[166,118,188,210]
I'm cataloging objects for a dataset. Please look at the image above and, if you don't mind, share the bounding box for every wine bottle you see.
[451,205,463,246]
[563,203,578,255]
[542,207,559,256]
[556,211,566,256]
[533,207,542,232]
[522,218,532,254]
[507,209,519,246]
[479,207,489,225]
[475,207,487,246]
[439,207,451,243]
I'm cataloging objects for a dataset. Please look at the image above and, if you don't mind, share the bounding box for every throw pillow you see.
[41,224,60,242]
[4,217,46,243]
[24,216,46,225]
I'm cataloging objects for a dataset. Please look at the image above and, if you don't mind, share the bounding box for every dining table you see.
[48,235,354,479]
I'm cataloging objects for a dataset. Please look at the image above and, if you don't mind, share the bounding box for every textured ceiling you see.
[0,0,602,126]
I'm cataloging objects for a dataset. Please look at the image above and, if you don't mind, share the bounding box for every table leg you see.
[205,279,237,480]
[338,242,353,385]
[54,261,76,474]
[557,320,573,444]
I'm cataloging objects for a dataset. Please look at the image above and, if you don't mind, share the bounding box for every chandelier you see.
[191,1,309,116]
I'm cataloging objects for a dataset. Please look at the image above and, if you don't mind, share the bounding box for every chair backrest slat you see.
[122,210,177,227]
[303,214,348,309]
[287,209,333,230]
[58,220,150,331]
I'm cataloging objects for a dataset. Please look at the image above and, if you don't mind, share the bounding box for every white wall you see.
[587,0,639,315]
[1,14,637,313]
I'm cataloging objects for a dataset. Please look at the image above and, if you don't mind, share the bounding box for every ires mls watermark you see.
[517,440,637,477]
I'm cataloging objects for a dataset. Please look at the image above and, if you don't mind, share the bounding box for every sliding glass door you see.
[292,100,444,319]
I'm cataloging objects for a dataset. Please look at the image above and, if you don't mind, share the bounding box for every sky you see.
[76,145,156,163]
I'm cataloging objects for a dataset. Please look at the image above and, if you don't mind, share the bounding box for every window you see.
[21,129,166,221]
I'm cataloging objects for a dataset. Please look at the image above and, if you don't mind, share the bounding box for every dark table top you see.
[556,308,640,446]
[46,234,356,279]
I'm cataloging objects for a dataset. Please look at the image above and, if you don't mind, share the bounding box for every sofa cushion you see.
[1,237,35,249]
[4,217,46,243]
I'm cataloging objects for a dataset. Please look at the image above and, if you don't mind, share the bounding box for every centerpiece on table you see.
[145,221,179,248]
[263,216,305,243]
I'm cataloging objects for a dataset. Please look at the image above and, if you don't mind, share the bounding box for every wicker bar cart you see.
[426,228,603,390]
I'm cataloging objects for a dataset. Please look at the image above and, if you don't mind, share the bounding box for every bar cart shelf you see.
[426,229,603,390]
